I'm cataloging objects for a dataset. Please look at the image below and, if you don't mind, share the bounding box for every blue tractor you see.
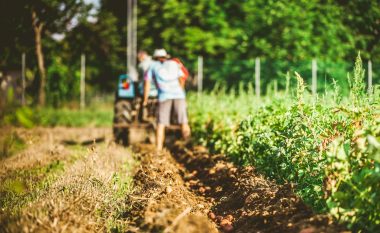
[113,74,158,145]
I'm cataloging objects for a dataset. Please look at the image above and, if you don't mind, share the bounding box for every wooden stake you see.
[197,56,203,96]
[368,60,373,94]
[127,0,137,81]
[255,57,260,98]
[274,79,278,96]
[312,58,317,96]
[80,54,86,109]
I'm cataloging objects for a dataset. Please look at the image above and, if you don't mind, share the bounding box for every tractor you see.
[113,74,157,145]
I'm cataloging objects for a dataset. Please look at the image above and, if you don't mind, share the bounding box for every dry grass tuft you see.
[0,127,135,233]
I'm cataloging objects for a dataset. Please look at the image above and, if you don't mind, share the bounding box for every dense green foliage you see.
[1,0,379,106]
[188,56,380,231]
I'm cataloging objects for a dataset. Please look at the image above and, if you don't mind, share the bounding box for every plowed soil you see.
[1,128,349,232]
[125,141,348,233]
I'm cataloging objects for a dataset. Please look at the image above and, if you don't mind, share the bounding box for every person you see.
[137,51,154,121]
[137,50,153,80]
[143,48,191,150]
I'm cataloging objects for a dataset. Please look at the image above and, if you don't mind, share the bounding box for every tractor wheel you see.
[113,100,134,145]
[114,100,134,123]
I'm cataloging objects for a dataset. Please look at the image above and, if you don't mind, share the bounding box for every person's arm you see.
[143,79,150,106]
[143,68,152,106]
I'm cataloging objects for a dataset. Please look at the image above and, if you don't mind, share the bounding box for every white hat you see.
[153,48,169,58]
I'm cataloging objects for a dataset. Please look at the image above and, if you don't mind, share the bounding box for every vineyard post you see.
[132,0,137,74]
[274,79,278,96]
[127,0,138,81]
[80,53,86,109]
[285,71,290,96]
[368,60,372,94]
[255,57,260,98]
[21,53,26,106]
[127,0,131,76]
[197,56,203,96]
[312,58,317,96]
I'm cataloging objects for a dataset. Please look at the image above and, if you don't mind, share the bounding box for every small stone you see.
[229,167,238,173]
[220,219,231,226]
[208,212,216,220]
[225,214,234,222]
[165,186,173,194]
[189,180,198,185]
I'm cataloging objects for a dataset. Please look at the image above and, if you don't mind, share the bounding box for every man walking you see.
[143,48,191,150]
[137,50,155,121]
[137,50,153,80]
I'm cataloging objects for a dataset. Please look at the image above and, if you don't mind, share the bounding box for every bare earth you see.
[125,142,348,233]
[1,128,348,232]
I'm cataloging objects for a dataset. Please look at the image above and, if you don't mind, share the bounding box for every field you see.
[0,127,134,232]
[2,0,380,232]
[1,127,346,233]
[187,56,380,232]
[1,56,379,232]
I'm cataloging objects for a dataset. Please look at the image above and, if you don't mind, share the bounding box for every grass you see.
[0,141,90,214]
[36,106,113,127]
[0,132,26,159]
[1,97,114,128]
[0,132,136,232]
[104,159,136,232]
[0,160,65,213]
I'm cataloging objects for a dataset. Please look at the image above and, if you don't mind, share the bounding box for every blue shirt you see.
[145,60,185,102]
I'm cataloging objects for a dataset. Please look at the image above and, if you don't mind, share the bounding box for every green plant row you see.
[188,55,380,232]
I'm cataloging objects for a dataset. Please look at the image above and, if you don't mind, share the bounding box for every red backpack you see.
[171,58,189,80]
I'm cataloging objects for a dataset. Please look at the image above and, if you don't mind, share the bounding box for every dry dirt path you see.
[125,142,348,233]
[1,127,134,233]
[0,127,110,179]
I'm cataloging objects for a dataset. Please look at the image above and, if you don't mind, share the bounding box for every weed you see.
[0,132,26,159]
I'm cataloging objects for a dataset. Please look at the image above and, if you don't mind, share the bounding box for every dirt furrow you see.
[126,142,347,233]
[125,144,218,233]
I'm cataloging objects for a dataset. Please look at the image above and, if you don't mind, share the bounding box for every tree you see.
[0,0,34,69]
[136,0,239,59]
[337,0,380,60]
[64,10,124,91]
[28,0,87,106]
